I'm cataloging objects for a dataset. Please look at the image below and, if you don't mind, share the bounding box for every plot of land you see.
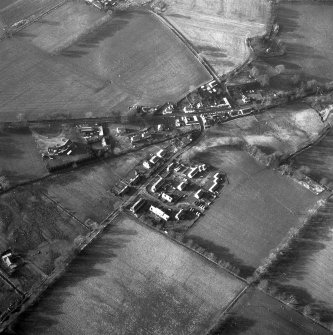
[0,7,210,122]
[184,146,320,277]
[264,1,333,82]
[0,278,22,317]
[0,127,48,187]
[12,213,245,335]
[264,196,333,324]
[0,186,88,276]
[163,0,270,75]
[214,287,331,335]
[0,0,63,26]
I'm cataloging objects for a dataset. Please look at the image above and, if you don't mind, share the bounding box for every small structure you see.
[188,166,199,179]
[150,205,169,221]
[198,164,207,172]
[175,208,184,221]
[130,198,146,215]
[114,182,129,196]
[184,115,199,126]
[209,181,219,193]
[151,176,163,193]
[149,155,159,165]
[129,173,141,186]
[130,134,142,144]
[161,192,173,203]
[143,160,151,169]
[177,180,187,191]
[1,250,18,274]
[116,127,126,135]
[167,162,175,172]
[156,149,166,158]
[183,106,195,113]
[159,102,174,115]
[194,189,204,199]
[79,125,103,143]
[157,124,164,131]
[48,139,73,156]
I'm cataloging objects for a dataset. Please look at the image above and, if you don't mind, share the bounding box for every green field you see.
[213,287,331,335]
[12,214,245,335]
[184,146,321,277]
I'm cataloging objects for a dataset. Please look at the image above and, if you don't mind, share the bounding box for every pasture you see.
[0,7,210,122]
[264,1,333,82]
[184,146,321,277]
[11,213,245,335]
[214,287,331,335]
[163,0,270,75]
[263,196,333,325]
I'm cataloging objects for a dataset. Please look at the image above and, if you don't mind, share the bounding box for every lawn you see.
[11,213,245,335]
[183,145,321,277]
[0,127,48,188]
[263,1,333,82]
[163,0,270,75]
[0,7,210,122]
[212,287,331,335]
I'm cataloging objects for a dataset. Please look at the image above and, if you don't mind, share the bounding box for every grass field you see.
[213,287,331,335]
[0,278,22,317]
[263,1,333,82]
[163,0,270,75]
[0,127,48,187]
[0,6,210,122]
[12,213,245,335]
[183,145,321,277]
[0,0,64,26]
[0,185,88,276]
[263,196,333,325]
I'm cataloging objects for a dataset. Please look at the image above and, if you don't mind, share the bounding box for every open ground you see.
[162,0,270,75]
[182,144,322,277]
[212,287,331,335]
[12,213,245,335]
[0,4,210,122]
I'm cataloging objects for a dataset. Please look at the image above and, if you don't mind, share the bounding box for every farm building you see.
[184,116,199,125]
[151,176,163,193]
[1,250,18,274]
[177,180,187,191]
[167,162,175,172]
[149,155,160,165]
[130,198,146,214]
[209,181,219,193]
[156,149,166,158]
[161,192,173,203]
[175,208,184,221]
[149,205,169,221]
[188,166,199,179]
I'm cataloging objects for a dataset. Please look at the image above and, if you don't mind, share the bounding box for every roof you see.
[150,205,169,221]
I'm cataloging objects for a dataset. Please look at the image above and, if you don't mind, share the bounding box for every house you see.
[143,160,151,169]
[161,193,173,203]
[167,162,175,172]
[183,106,195,113]
[157,124,164,131]
[150,205,169,221]
[175,208,184,221]
[209,181,219,193]
[194,189,204,199]
[177,180,187,191]
[130,198,146,214]
[116,127,126,135]
[79,125,104,143]
[156,149,166,158]
[159,102,174,115]
[151,176,163,193]
[149,155,159,165]
[188,166,199,179]
[184,115,199,126]
[1,250,18,274]
[131,134,143,143]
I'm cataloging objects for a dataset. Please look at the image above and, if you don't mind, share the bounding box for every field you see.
[263,196,333,326]
[0,5,210,122]
[213,287,331,335]
[0,185,88,277]
[0,278,22,317]
[263,1,333,82]
[183,145,321,277]
[162,0,270,74]
[0,127,48,187]
[12,213,245,335]
[291,127,333,186]
[202,103,325,159]
[0,0,64,26]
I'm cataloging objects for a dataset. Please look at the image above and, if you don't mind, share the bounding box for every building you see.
[1,250,18,274]
[149,205,169,221]
[116,127,126,135]
[161,192,173,203]
[209,181,219,193]
[131,134,143,144]
[156,149,166,158]
[188,166,199,179]
[129,173,141,186]
[198,164,207,172]
[167,162,175,172]
[157,124,164,131]
[130,198,146,214]
[184,115,199,126]
[183,106,195,113]
[194,189,204,199]
[177,180,187,191]
[175,209,184,221]
[149,155,159,165]
[48,139,73,156]
[143,160,151,169]
[151,176,163,193]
